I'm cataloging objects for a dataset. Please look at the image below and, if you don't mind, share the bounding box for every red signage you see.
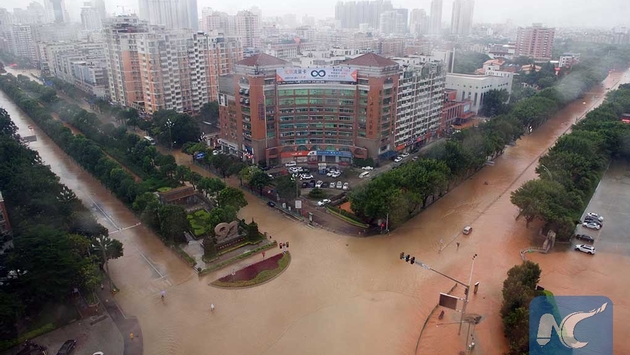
[280,151,310,158]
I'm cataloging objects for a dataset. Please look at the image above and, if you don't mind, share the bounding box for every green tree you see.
[92,234,124,276]
[199,101,219,125]
[510,179,582,228]
[308,188,326,199]
[239,165,261,186]
[197,177,226,198]
[249,170,272,195]
[157,204,191,243]
[500,261,541,355]
[217,187,248,210]
[275,175,298,200]
[6,227,86,304]
[479,89,509,117]
[453,51,491,74]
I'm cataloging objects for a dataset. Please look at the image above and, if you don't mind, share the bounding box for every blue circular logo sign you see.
[311,70,326,78]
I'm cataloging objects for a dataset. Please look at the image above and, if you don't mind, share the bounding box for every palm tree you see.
[92,234,122,276]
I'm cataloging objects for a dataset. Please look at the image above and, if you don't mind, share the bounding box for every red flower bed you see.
[219,253,283,282]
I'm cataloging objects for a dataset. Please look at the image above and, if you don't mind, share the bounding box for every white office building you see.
[445,73,512,114]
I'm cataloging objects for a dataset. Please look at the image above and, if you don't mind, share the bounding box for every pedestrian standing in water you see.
[211,303,215,312]
[456,242,460,250]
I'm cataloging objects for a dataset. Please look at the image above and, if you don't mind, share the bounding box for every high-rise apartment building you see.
[201,9,231,34]
[450,0,474,36]
[207,34,243,101]
[393,57,446,150]
[217,52,445,164]
[104,15,243,115]
[138,0,198,30]
[93,0,106,18]
[104,16,149,109]
[515,24,555,61]
[430,0,442,35]
[137,30,209,114]
[235,10,260,49]
[44,0,69,23]
[379,11,405,35]
[335,0,393,29]
[409,9,429,36]
[81,2,102,31]
[10,25,38,62]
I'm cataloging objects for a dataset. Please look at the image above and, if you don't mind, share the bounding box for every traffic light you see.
[405,255,410,262]
[410,257,415,264]
[400,252,405,260]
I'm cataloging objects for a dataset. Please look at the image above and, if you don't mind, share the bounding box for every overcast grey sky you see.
[2,0,628,29]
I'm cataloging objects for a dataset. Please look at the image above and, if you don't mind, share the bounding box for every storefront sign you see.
[307,150,352,157]
[276,67,358,83]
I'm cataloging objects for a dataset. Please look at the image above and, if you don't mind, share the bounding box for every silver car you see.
[336,181,343,189]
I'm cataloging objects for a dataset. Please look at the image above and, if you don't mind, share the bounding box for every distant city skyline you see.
[0,0,627,29]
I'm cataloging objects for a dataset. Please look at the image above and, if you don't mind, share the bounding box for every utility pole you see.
[399,252,478,338]
[166,119,174,152]
[459,253,478,335]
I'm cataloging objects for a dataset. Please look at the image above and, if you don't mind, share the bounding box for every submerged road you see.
[2,67,629,355]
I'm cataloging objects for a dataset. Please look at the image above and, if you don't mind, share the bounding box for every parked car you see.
[315,180,323,188]
[301,174,314,180]
[343,182,349,190]
[394,156,403,163]
[411,156,419,161]
[56,340,76,355]
[285,161,296,167]
[336,181,343,189]
[308,180,316,188]
[267,201,276,208]
[301,182,308,188]
[463,226,473,235]
[575,234,595,243]
[359,171,370,179]
[586,212,604,222]
[575,244,596,255]
[288,167,300,173]
[361,166,374,170]
[584,217,602,227]
[317,199,331,206]
[582,222,601,230]
[400,152,410,158]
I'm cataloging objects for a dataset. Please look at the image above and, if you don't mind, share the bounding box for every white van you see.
[144,136,156,145]
[285,161,297,167]
[359,171,371,179]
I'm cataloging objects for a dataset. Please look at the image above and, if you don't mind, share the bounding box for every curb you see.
[209,252,292,289]
[414,283,458,354]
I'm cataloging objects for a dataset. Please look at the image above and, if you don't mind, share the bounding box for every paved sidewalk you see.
[97,280,143,355]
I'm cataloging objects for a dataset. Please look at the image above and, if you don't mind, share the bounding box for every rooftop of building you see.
[446,73,503,80]
[342,52,398,67]
[237,53,289,67]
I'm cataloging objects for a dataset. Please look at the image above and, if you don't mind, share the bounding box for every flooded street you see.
[2,69,629,355]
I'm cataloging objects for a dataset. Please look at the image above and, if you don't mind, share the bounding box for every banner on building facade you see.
[276,67,358,83]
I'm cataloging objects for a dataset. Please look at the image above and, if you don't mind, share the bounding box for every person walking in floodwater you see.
[161,290,166,299]
[211,303,215,312]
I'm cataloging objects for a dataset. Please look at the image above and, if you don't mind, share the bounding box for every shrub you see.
[308,188,326,199]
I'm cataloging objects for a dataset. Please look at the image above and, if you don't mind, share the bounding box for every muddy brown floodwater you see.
[2,68,629,355]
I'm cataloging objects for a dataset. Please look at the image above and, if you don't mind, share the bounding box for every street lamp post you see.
[166,119,174,152]
[540,164,553,181]
[400,253,478,336]
[459,253,478,335]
